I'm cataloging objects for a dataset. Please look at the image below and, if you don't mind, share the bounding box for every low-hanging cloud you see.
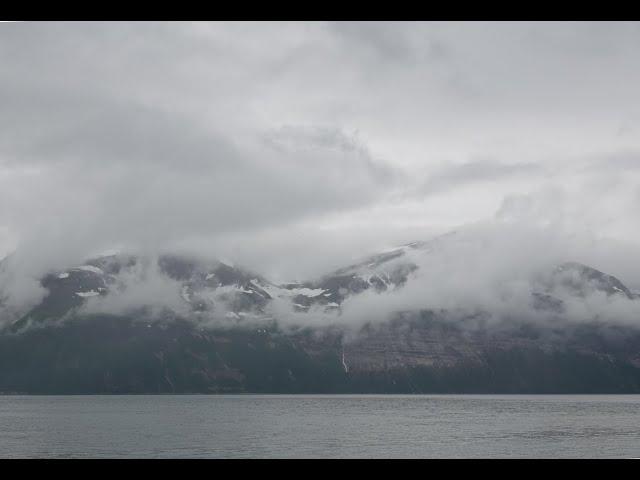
[3,21,640,330]
[294,221,640,333]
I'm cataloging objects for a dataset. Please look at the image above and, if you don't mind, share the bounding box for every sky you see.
[1,21,640,285]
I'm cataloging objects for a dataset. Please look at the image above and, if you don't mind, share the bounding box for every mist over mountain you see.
[2,223,640,394]
[2,22,640,393]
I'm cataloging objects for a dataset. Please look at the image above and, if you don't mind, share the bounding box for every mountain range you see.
[1,231,640,393]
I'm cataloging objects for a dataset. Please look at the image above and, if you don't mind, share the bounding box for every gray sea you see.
[1,394,639,458]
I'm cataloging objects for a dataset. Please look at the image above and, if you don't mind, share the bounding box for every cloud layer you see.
[1,21,640,296]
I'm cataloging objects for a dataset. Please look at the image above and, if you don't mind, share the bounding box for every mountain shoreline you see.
[2,234,640,394]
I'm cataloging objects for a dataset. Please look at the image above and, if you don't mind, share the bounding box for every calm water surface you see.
[1,394,639,458]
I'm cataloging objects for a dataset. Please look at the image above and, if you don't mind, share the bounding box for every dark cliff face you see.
[1,244,640,393]
[2,312,640,394]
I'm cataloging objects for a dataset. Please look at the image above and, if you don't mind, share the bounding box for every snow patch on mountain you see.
[76,290,100,297]
[74,265,104,275]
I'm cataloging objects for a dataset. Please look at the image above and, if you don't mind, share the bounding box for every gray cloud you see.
[0,22,401,285]
[417,159,543,196]
[2,21,640,316]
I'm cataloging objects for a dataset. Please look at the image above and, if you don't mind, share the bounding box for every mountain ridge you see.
[1,232,640,393]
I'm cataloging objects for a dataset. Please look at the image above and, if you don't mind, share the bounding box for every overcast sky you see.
[1,21,640,283]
